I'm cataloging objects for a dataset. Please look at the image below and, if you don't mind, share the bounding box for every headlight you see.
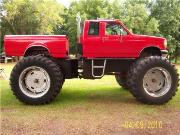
[164,39,167,48]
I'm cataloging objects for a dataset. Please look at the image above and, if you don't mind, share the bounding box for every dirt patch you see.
[1,103,180,135]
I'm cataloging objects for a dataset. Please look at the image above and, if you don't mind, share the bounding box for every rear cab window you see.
[88,22,99,36]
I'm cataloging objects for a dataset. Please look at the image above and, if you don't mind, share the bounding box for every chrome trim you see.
[143,67,172,97]
[161,50,168,58]
[19,66,50,98]
[92,59,106,78]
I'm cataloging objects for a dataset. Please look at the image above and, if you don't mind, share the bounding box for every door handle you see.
[102,37,109,42]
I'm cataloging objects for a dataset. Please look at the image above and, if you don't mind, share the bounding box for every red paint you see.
[4,19,166,58]
[4,35,69,58]
[80,20,166,58]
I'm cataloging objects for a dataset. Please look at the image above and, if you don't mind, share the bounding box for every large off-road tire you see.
[127,56,179,105]
[115,72,128,89]
[10,55,64,105]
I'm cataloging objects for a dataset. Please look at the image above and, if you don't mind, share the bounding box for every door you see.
[83,21,135,58]
[101,22,131,57]
[83,21,102,58]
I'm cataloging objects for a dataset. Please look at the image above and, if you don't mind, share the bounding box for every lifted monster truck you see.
[4,19,179,105]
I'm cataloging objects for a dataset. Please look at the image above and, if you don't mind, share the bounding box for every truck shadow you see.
[53,87,139,105]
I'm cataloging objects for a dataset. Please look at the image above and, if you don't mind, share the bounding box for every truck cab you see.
[78,19,167,58]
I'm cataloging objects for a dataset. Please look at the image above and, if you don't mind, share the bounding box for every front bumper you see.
[161,50,168,58]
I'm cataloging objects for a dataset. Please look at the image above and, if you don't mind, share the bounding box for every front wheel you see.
[127,56,179,105]
[10,55,64,105]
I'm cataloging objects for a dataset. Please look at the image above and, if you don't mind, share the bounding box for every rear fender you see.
[24,43,51,56]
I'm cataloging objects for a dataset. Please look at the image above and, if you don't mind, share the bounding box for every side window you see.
[106,22,127,35]
[88,22,99,36]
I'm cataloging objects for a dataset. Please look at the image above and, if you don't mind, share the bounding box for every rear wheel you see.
[10,55,64,105]
[127,56,179,104]
[115,72,128,89]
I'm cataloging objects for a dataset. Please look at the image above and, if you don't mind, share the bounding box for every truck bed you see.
[4,35,69,58]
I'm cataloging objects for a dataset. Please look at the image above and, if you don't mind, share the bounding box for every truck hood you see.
[131,34,167,50]
[132,34,166,41]
[133,34,165,41]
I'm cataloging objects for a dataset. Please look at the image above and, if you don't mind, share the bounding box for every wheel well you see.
[140,47,161,57]
[24,46,49,56]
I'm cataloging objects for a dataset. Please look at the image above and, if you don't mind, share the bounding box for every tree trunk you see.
[0,28,7,53]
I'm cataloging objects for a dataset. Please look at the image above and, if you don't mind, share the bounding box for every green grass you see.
[1,63,180,134]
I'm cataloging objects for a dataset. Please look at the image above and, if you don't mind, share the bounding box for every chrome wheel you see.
[143,67,172,97]
[19,66,50,98]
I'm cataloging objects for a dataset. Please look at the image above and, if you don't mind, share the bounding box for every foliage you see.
[0,0,64,52]
[0,0,180,62]
[1,0,64,34]
[119,0,159,35]
[150,0,180,62]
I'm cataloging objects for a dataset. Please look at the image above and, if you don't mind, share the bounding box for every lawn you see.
[0,63,180,135]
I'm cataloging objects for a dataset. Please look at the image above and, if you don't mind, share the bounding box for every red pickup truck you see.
[4,19,179,105]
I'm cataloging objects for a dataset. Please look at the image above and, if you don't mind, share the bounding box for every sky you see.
[57,0,72,8]
[57,0,118,8]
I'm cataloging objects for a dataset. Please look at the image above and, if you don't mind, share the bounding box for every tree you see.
[1,0,64,34]
[33,0,64,34]
[0,0,65,53]
[151,0,180,62]
[118,0,159,35]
